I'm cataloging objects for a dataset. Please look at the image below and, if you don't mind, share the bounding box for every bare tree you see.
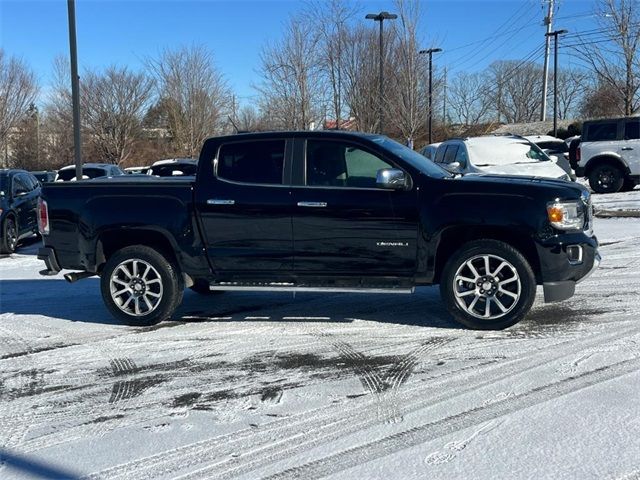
[448,72,492,126]
[302,0,357,128]
[555,68,591,119]
[576,0,640,115]
[81,66,154,165]
[256,18,324,130]
[490,61,544,123]
[386,0,426,146]
[0,50,38,165]
[148,45,232,157]
[342,25,380,132]
[41,56,75,168]
[580,80,626,118]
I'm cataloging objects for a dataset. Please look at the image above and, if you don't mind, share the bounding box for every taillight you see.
[576,146,581,162]
[38,198,49,235]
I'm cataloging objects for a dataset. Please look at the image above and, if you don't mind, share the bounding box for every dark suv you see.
[0,169,41,253]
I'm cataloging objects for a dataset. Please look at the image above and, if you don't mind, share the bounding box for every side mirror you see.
[446,161,463,173]
[376,168,411,190]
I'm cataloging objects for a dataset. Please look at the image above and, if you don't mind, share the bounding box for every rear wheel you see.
[100,246,183,326]
[0,216,18,254]
[440,240,536,330]
[589,164,624,193]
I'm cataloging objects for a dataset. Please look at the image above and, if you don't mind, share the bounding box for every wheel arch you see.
[96,228,181,275]
[433,226,541,285]
[584,154,630,177]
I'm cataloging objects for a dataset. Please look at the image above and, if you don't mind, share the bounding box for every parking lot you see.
[1,190,639,479]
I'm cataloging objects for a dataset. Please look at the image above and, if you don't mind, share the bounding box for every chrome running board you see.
[208,283,414,294]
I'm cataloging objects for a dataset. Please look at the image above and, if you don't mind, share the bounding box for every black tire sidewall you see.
[1,216,17,254]
[100,246,182,326]
[440,240,536,330]
[589,164,623,194]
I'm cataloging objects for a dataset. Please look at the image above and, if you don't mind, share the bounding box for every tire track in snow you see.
[84,323,639,480]
[267,355,640,480]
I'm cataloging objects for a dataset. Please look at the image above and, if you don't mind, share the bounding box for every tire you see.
[588,164,624,194]
[0,216,18,254]
[100,245,184,326]
[621,177,637,192]
[440,239,536,330]
[189,279,224,295]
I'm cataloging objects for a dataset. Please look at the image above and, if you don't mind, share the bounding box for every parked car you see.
[433,135,571,181]
[574,116,639,193]
[55,163,125,182]
[124,166,150,174]
[30,170,57,183]
[38,131,599,330]
[0,169,41,253]
[147,158,197,177]
[418,142,441,161]
[524,135,575,180]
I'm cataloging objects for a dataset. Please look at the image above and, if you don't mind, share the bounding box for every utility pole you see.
[540,0,555,121]
[442,66,448,124]
[67,0,82,181]
[365,11,397,135]
[548,29,568,137]
[419,47,442,144]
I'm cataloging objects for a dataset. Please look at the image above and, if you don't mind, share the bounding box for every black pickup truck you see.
[38,131,600,330]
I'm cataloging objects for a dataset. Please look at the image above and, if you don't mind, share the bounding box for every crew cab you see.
[37,132,600,330]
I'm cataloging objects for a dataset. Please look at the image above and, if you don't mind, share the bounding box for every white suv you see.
[432,135,570,181]
[575,117,639,193]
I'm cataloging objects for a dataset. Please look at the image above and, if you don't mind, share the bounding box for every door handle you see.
[207,199,235,205]
[621,147,634,151]
[297,201,327,208]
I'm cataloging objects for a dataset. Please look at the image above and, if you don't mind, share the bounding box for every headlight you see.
[547,200,584,231]
[559,174,571,181]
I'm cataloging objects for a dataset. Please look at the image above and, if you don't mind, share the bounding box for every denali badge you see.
[376,241,409,247]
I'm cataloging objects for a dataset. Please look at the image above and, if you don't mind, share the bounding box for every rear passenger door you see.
[290,137,418,278]
[194,138,294,275]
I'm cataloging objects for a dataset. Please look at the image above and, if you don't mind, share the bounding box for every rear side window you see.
[585,122,617,142]
[624,120,639,140]
[217,140,285,185]
[443,145,459,164]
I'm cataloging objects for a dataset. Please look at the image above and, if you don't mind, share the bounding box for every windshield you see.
[57,167,111,181]
[149,163,197,176]
[370,136,452,178]
[468,139,551,166]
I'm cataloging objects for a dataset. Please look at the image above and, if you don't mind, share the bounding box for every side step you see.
[209,282,414,294]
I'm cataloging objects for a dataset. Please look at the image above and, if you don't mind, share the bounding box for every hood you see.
[474,161,567,179]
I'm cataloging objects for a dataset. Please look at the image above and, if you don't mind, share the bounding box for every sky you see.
[1,0,603,108]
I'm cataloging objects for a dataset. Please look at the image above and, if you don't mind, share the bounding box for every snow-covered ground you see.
[1,195,640,479]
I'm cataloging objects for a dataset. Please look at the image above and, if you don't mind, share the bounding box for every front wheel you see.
[100,246,183,326]
[440,240,536,330]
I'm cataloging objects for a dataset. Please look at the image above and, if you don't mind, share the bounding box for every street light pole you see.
[547,29,567,137]
[419,47,442,144]
[365,11,397,134]
[67,0,82,181]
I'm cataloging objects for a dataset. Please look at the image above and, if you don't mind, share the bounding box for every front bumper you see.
[38,247,61,275]
[536,234,600,303]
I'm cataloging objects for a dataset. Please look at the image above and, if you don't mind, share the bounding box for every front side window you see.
[586,122,617,142]
[217,140,285,185]
[624,120,639,140]
[306,140,393,188]
[454,146,468,166]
